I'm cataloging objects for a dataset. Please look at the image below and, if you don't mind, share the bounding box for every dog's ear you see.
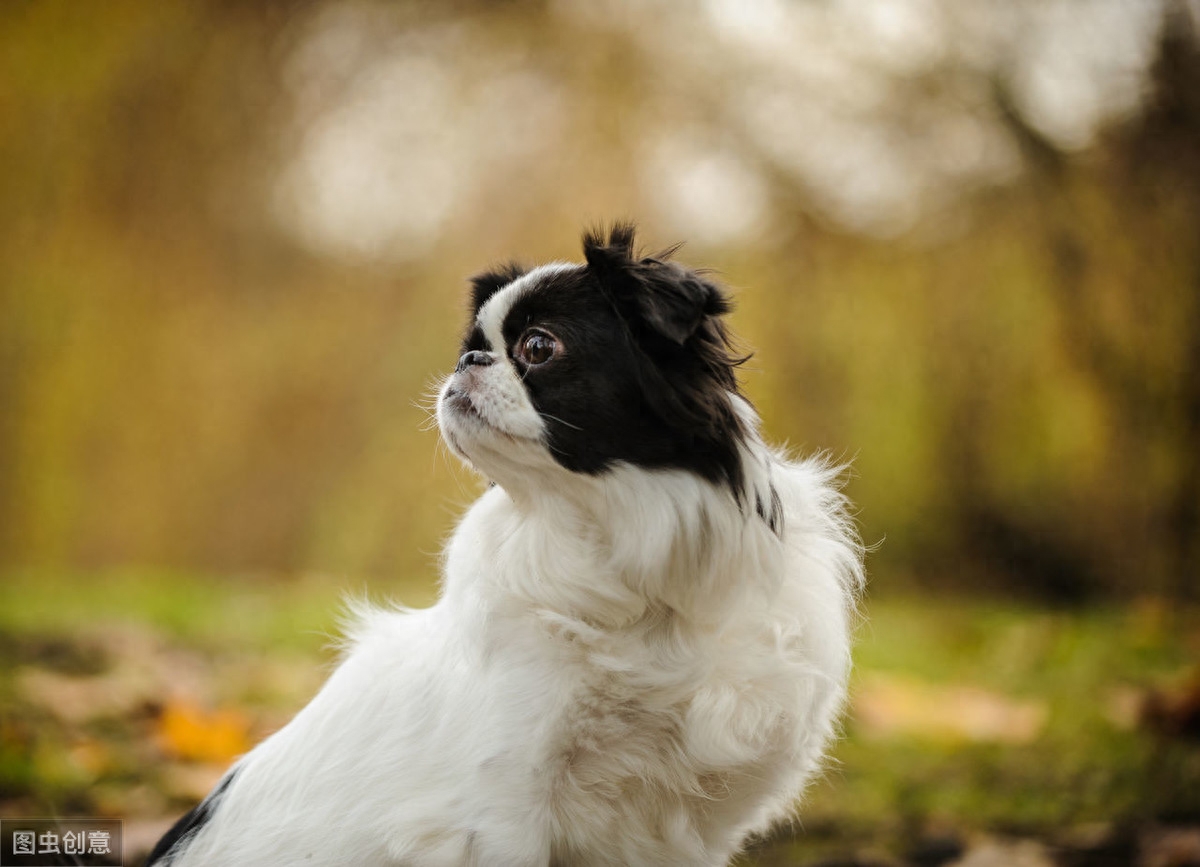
[583,224,729,345]
[469,263,526,315]
[634,266,730,345]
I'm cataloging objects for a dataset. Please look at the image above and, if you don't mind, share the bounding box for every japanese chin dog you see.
[148,225,864,867]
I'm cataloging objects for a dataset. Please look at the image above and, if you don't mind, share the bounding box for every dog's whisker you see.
[537,411,582,431]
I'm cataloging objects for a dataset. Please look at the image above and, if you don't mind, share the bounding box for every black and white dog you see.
[148,225,863,866]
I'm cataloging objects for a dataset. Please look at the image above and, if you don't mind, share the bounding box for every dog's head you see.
[437,224,751,496]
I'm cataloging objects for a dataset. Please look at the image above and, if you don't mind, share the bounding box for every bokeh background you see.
[2,1,1198,864]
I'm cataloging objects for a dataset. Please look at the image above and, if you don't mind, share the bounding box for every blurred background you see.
[1,0,1198,864]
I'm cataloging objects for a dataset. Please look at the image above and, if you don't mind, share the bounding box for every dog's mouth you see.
[442,386,480,418]
[441,385,508,436]
[438,376,543,449]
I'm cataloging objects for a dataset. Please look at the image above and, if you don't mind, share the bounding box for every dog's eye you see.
[516,330,558,366]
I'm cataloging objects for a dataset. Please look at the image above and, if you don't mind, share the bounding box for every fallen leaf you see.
[1140,826,1200,867]
[17,667,155,723]
[155,700,250,763]
[950,838,1055,867]
[853,674,1048,743]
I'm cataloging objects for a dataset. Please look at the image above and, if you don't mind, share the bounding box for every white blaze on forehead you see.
[475,262,576,352]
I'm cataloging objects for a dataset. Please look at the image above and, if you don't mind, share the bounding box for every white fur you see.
[165,304,863,866]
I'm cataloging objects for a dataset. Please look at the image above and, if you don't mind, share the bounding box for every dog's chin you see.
[437,388,554,483]
[437,392,496,455]
[439,386,484,426]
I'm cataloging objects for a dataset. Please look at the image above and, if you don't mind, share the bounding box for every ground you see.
[1,570,1197,866]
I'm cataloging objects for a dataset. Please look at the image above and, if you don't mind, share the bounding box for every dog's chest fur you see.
[429,479,839,866]
[537,646,790,866]
[464,608,793,867]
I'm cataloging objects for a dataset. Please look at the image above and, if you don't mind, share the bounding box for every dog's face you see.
[437,225,750,495]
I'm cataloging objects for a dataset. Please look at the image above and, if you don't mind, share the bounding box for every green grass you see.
[0,567,437,652]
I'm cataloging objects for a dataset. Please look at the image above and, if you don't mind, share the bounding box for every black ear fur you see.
[582,224,728,345]
[469,263,527,314]
[636,266,730,345]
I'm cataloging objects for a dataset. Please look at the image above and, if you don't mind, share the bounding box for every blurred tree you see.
[1,0,1196,600]
[968,4,1200,599]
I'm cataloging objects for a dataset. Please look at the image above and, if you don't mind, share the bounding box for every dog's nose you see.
[455,350,495,373]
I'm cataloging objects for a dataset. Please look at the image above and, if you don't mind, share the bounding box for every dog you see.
[147,224,863,866]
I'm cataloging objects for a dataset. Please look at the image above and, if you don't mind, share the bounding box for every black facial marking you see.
[461,323,488,354]
[478,224,753,498]
[469,262,527,315]
[145,768,238,865]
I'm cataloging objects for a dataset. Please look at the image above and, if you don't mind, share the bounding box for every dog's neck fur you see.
[442,428,784,633]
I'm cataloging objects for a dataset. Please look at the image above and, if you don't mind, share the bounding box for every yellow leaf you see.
[156,701,251,763]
